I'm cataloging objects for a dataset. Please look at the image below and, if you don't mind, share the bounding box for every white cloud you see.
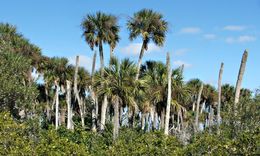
[120,43,161,56]
[173,60,192,68]
[174,48,189,56]
[203,34,216,40]
[180,27,201,34]
[225,35,256,43]
[68,55,95,71]
[223,25,246,31]
[238,35,256,42]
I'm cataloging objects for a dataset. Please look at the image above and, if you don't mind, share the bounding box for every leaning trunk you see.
[74,56,85,128]
[234,50,248,115]
[195,83,203,132]
[217,63,224,134]
[135,41,146,80]
[164,52,172,135]
[113,97,120,140]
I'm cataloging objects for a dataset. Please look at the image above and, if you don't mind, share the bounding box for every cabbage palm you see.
[81,12,119,131]
[94,57,138,139]
[127,9,168,80]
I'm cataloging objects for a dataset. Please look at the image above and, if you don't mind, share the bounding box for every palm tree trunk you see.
[141,112,145,130]
[113,96,119,140]
[200,100,206,114]
[60,108,66,125]
[100,95,108,131]
[150,105,155,130]
[66,80,73,130]
[55,80,59,130]
[192,101,196,112]
[74,56,85,128]
[99,41,108,131]
[110,46,113,66]
[164,52,172,135]
[154,111,158,130]
[217,63,224,134]
[160,108,165,130]
[234,50,248,115]
[195,83,203,132]
[45,84,51,121]
[135,41,146,80]
[91,51,97,132]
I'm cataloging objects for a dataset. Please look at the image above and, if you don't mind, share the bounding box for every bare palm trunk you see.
[113,96,119,140]
[60,108,66,125]
[160,108,165,130]
[150,105,155,130]
[195,83,203,132]
[141,112,145,130]
[74,56,85,128]
[164,52,172,135]
[200,100,206,114]
[154,111,158,130]
[55,80,59,130]
[100,95,108,131]
[99,41,108,131]
[45,84,51,121]
[192,101,196,112]
[135,42,146,80]
[217,63,224,134]
[91,51,97,132]
[66,80,73,130]
[234,50,248,115]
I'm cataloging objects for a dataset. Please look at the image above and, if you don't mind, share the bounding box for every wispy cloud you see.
[180,27,201,34]
[223,25,246,31]
[225,35,256,43]
[173,60,192,68]
[174,48,189,56]
[203,34,216,40]
[68,55,95,71]
[120,43,161,56]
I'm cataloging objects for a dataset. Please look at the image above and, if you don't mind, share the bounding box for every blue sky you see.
[1,0,259,90]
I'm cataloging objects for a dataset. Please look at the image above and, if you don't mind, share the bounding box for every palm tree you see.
[217,63,224,134]
[94,57,138,140]
[127,9,168,80]
[81,12,120,131]
[234,50,248,115]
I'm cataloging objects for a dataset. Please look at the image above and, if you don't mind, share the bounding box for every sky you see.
[0,0,259,91]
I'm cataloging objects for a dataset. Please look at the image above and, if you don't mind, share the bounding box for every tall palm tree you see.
[81,12,120,131]
[195,83,203,132]
[234,50,248,115]
[127,9,168,80]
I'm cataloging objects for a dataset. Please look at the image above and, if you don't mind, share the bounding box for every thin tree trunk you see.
[200,100,206,114]
[91,51,97,132]
[141,112,146,130]
[234,50,248,115]
[165,52,172,135]
[55,80,59,130]
[60,108,66,125]
[192,101,196,112]
[120,105,124,126]
[100,95,108,131]
[74,56,85,128]
[45,83,51,121]
[154,111,158,130]
[135,41,146,80]
[150,105,155,130]
[195,83,203,132]
[113,97,119,140]
[217,63,224,134]
[110,46,113,66]
[66,80,73,130]
[160,108,165,130]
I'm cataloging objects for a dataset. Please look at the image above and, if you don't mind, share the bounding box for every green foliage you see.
[0,52,38,117]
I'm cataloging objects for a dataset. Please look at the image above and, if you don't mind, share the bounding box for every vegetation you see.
[0,9,259,155]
